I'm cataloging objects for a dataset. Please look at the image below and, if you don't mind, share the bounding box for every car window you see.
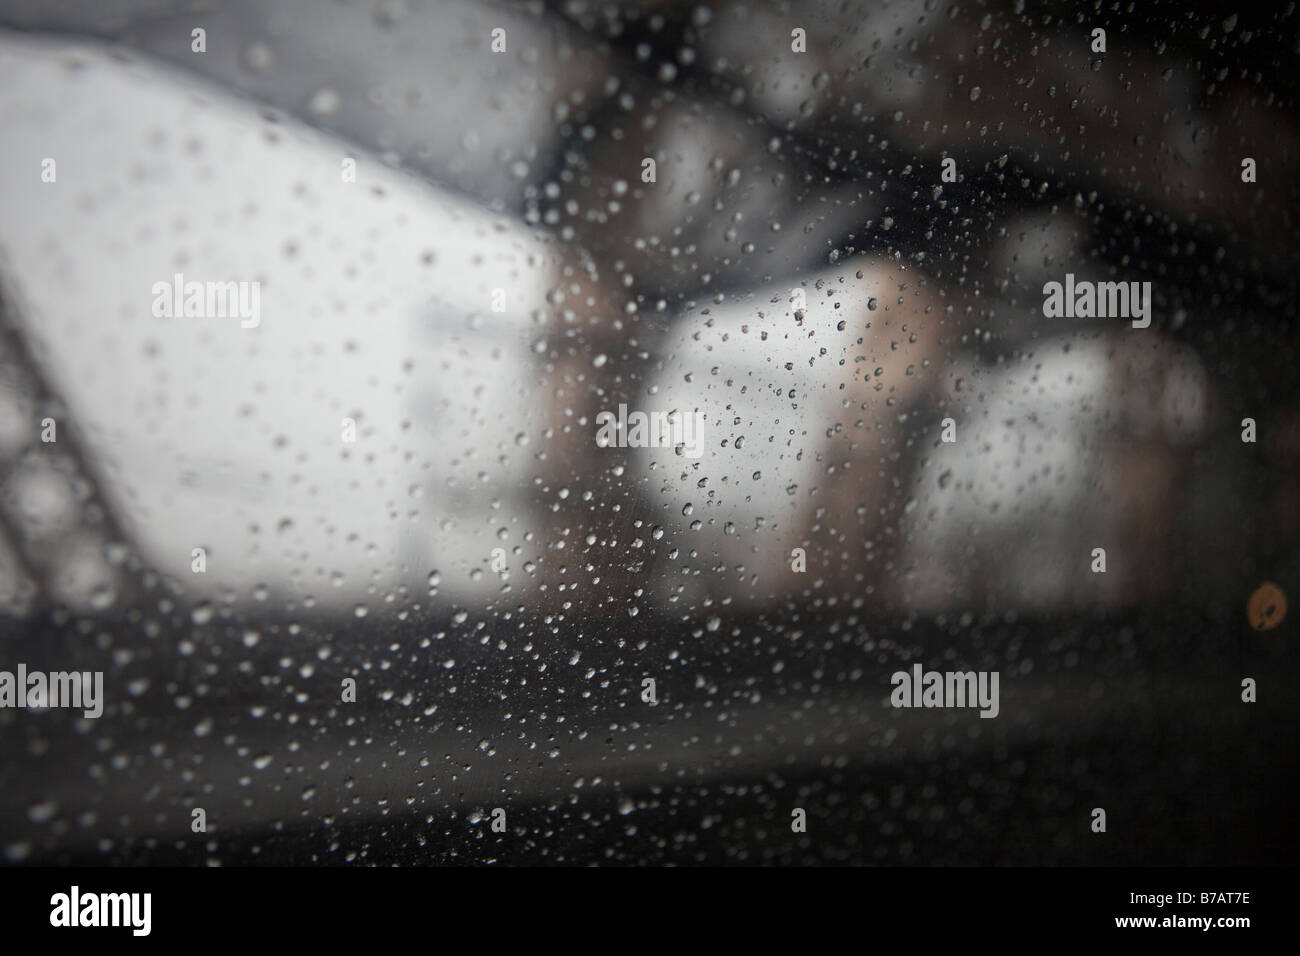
[0,0,1295,867]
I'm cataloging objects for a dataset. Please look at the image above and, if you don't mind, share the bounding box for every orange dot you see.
[1247,582,1287,631]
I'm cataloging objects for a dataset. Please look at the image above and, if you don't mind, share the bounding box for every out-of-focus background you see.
[0,0,1295,864]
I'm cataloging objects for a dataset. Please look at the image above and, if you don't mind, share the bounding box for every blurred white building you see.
[0,34,552,613]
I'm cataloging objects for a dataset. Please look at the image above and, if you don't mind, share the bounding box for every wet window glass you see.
[0,0,1295,866]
